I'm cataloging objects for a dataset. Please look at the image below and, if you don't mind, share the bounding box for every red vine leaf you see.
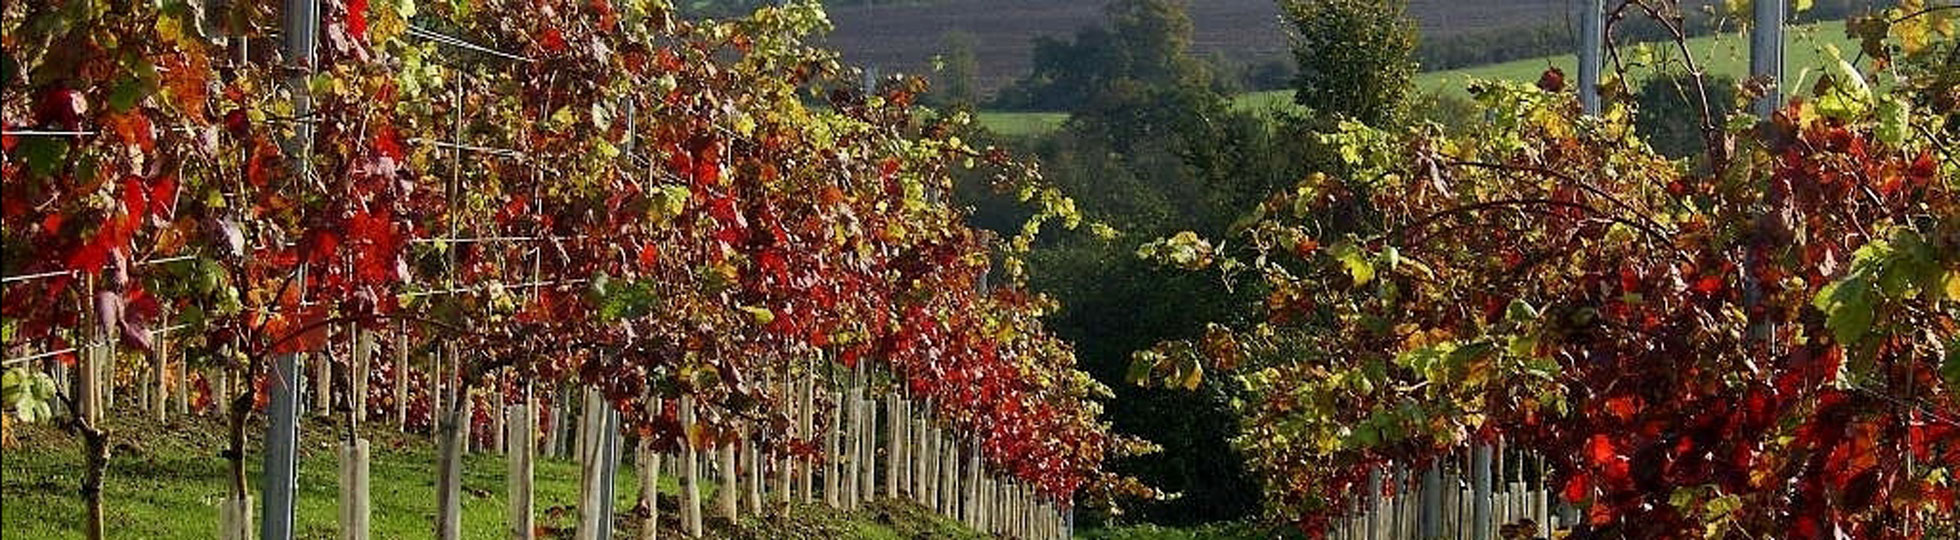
[538,28,569,54]
[348,0,369,40]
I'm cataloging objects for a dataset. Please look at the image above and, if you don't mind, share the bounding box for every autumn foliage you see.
[1132,6,1959,537]
[2,0,1136,504]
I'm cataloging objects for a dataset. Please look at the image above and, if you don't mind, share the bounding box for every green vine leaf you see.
[2,368,58,424]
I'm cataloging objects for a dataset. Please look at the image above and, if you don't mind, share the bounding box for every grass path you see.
[982,20,1859,136]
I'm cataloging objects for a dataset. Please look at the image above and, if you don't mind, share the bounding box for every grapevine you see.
[1,0,1136,533]
[1132,4,1960,536]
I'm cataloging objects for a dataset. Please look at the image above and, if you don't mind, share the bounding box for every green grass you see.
[976,111,1069,136]
[1251,18,1859,105]
[1,415,980,539]
[981,20,1861,136]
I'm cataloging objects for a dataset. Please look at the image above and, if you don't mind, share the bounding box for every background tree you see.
[1104,0,1211,90]
[1280,0,1418,127]
[1634,72,1738,159]
[988,0,1212,111]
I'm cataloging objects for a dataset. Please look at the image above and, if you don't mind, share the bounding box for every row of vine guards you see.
[13,321,1077,538]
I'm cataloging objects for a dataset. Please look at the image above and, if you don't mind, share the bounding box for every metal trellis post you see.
[1578,0,1604,115]
[261,353,302,540]
[1751,0,1786,116]
[262,0,318,536]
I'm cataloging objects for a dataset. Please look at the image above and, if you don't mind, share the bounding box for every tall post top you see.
[1750,0,1788,117]
[1577,0,1605,116]
[283,0,320,70]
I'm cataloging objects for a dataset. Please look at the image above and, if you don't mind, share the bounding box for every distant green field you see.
[975,111,1070,135]
[983,20,1860,136]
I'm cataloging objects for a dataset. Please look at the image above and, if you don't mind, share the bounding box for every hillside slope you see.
[976,20,1860,135]
[821,0,1570,91]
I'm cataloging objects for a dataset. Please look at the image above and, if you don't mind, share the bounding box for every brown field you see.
[819,0,1572,93]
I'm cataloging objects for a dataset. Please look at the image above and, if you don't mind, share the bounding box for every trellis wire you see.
[407,25,534,63]
[2,324,190,367]
[2,255,197,284]
[3,118,317,139]
[408,137,528,160]
[398,278,590,299]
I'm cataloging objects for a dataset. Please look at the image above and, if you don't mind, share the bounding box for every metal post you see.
[283,0,318,157]
[596,407,621,540]
[1577,0,1604,115]
[1750,0,1785,116]
[265,0,315,534]
[261,354,301,540]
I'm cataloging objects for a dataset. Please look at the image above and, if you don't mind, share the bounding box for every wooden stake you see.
[575,388,608,539]
[461,386,476,455]
[798,373,815,502]
[1472,444,1493,540]
[431,346,445,442]
[395,323,409,430]
[826,389,842,509]
[978,475,991,534]
[338,438,371,540]
[885,395,900,499]
[635,413,659,540]
[219,494,253,540]
[764,370,785,504]
[719,435,740,520]
[80,330,103,426]
[544,387,564,459]
[510,387,536,540]
[353,330,371,424]
[923,426,938,512]
[914,408,928,503]
[745,425,762,514]
[776,372,794,503]
[681,396,704,537]
[844,388,861,509]
[99,324,115,412]
[173,343,189,416]
[860,398,876,503]
[1422,461,1443,539]
[965,438,980,527]
[433,366,466,540]
[313,344,331,416]
[1535,456,1551,535]
[152,330,168,421]
[940,432,956,518]
[491,380,507,455]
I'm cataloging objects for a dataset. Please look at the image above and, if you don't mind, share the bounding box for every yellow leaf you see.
[1179,357,1204,391]
[741,306,775,326]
